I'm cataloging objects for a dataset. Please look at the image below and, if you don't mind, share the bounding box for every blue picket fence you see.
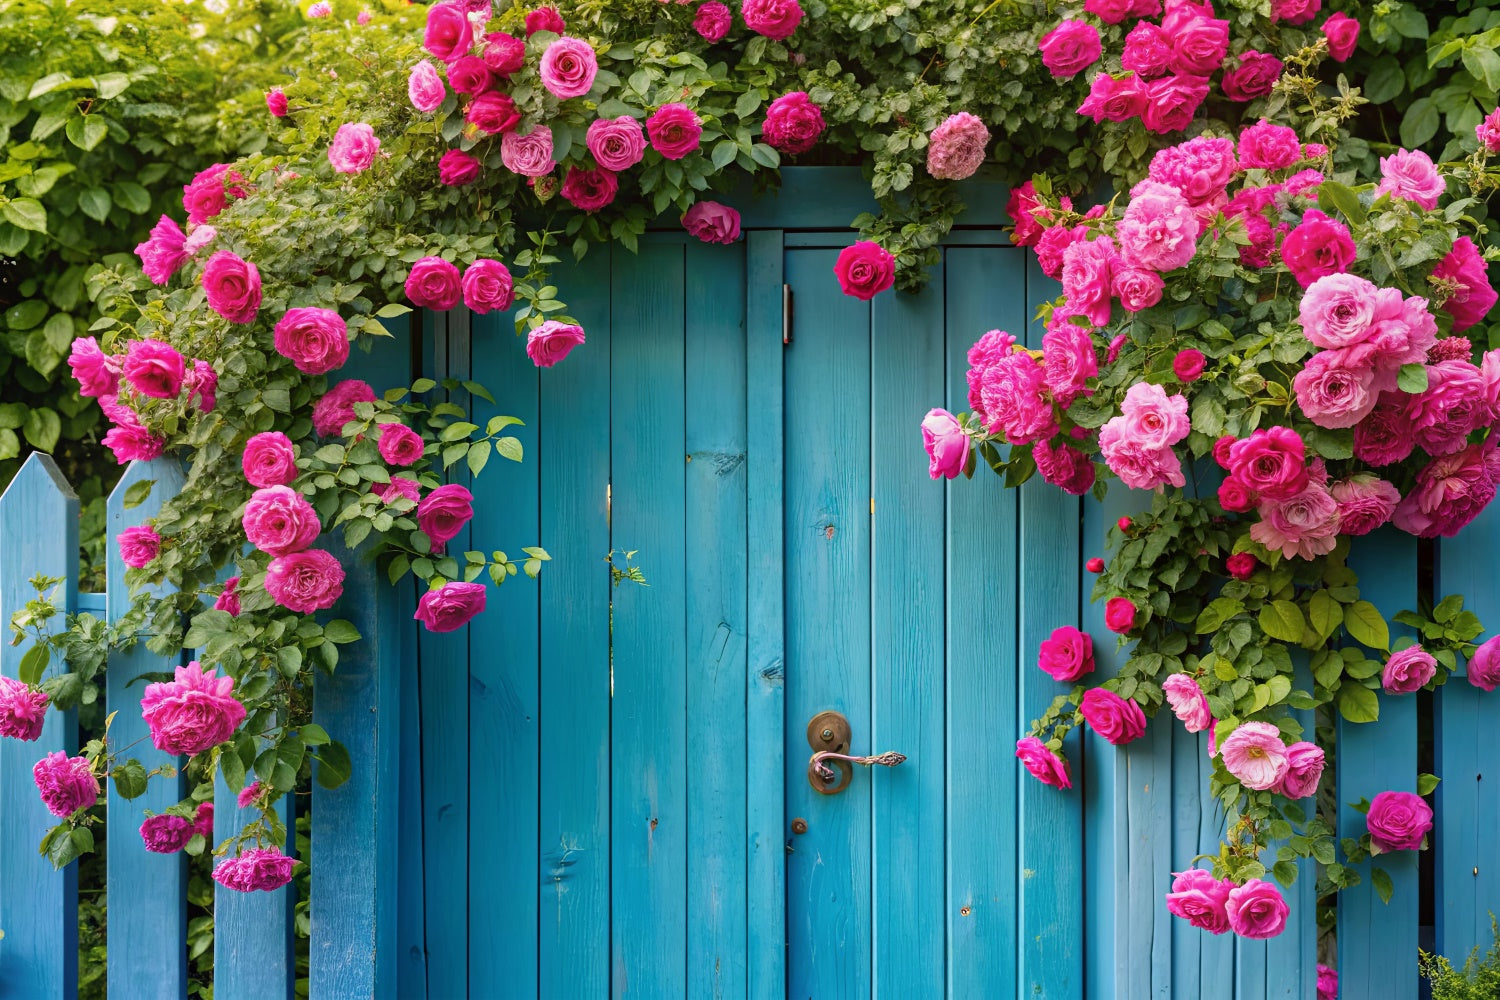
[1,168,1498,999]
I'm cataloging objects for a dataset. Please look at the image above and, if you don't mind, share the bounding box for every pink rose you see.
[526,320,587,367]
[1354,393,1417,467]
[1226,879,1289,939]
[103,413,165,465]
[1228,426,1309,501]
[1104,597,1138,634]
[926,112,990,180]
[140,661,247,756]
[483,31,526,75]
[1061,235,1119,327]
[375,477,421,503]
[1285,168,1324,196]
[237,781,263,809]
[1166,869,1233,934]
[966,328,1015,419]
[1039,19,1101,78]
[1318,965,1339,1000]
[202,251,262,324]
[328,122,379,174]
[193,802,214,840]
[647,103,702,160]
[1477,107,1500,153]
[265,548,345,613]
[1167,12,1229,77]
[1293,348,1378,429]
[418,483,474,549]
[1080,687,1147,744]
[1084,0,1160,24]
[1118,181,1199,272]
[1036,224,1085,280]
[141,814,195,854]
[1122,21,1173,80]
[123,339,185,398]
[1015,737,1072,789]
[501,125,556,178]
[975,341,1058,445]
[462,259,515,313]
[1006,181,1057,248]
[266,87,288,117]
[68,337,120,399]
[414,581,488,632]
[683,201,742,244]
[409,60,447,113]
[439,148,482,186]
[1042,319,1098,407]
[1382,644,1437,694]
[423,3,473,62]
[273,307,349,375]
[1112,266,1164,311]
[1033,438,1097,495]
[587,116,647,171]
[1251,482,1341,560]
[1221,51,1283,101]
[378,424,425,466]
[212,847,297,893]
[135,215,189,285]
[1173,349,1206,382]
[1410,360,1489,456]
[834,241,895,301]
[466,91,520,134]
[307,2,330,17]
[118,525,160,568]
[406,256,462,310]
[1273,741,1326,799]
[1037,625,1094,682]
[1432,236,1498,332]
[1366,790,1433,852]
[1299,273,1378,348]
[243,485,321,556]
[693,1,732,41]
[446,56,492,96]
[1466,634,1500,691]
[182,163,244,225]
[524,6,564,35]
[185,359,216,412]
[763,91,825,154]
[1237,119,1301,171]
[1163,674,1212,732]
[0,677,49,741]
[560,165,619,212]
[1219,721,1288,790]
[1077,71,1148,124]
[1323,11,1360,61]
[1270,0,1321,22]
[1376,149,1446,210]
[1119,380,1191,449]
[215,576,241,616]
[1142,75,1210,134]
[1330,473,1400,535]
[313,379,376,437]
[539,36,598,99]
[741,0,802,40]
[33,752,99,818]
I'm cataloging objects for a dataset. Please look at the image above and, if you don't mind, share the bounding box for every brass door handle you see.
[804,710,906,795]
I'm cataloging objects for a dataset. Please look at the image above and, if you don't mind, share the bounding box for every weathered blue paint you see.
[0,453,79,1000]
[105,458,188,1000]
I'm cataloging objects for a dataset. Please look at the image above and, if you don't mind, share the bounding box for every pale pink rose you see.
[1376,149,1446,210]
[926,112,990,180]
[202,251,261,324]
[118,525,160,568]
[1366,790,1433,853]
[1293,349,1378,428]
[1219,721,1288,790]
[1079,687,1146,745]
[1298,273,1378,348]
[586,116,647,171]
[1365,291,1438,375]
[1237,119,1300,171]
[414,581,488,632]
[328,123,379,174]
[1383,644,1437,694]
[1163,673,1211,732]
[242,485,321,556]
[1250,482,1341,560]
[375,477,421,503]
[1285,168,1324,196]
[682,201,741,244]
[539,36,597,99]
[1098,426,1184,490]
[307,1,330,16]
[501,125,556,177]
[526,320,586,367]
[1119,381,1190,449]
[265,549,344,613]
[1061,235,1119,328]
[1330,474,1400,535]
[462,259,515,314]
[409,61,447,113]
[0,677,49,741]
[1039,19,1101,78]
[313,379,376,437]
[122,339,185,399]
[140,661,247,756]
[135,215,189,284]
[1117,181,1199,272]
[1015,736,1072,789]
[1038,625,1094,682]
[33,752,99,817]
[1226,879,1289,939]
[273,307,349,375]
[1275,741,1325,798]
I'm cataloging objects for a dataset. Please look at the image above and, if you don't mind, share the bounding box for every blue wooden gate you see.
[2,168,1499,999]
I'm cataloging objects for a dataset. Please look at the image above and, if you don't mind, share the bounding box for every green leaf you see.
[19,645,49,685]
[220,741,246,791]
[1396,363,1428,393]
[1266,674,1292,705]
[1308,590,1340,642]
[113,181,150,214]
[1344,601,1390,651]
[122,479,155,509]
[78,187,111,222]
[467,439,491,477]
[496,436,523,462]
[1399,97,1439,150]
[64,115,107,152]
[1317,180,1367,226]
[28,73,72,99]
[23,406,61,452]
[111,759,148,800]
[94,72,130,99]
[322,620,362,644]
[1337,684,1380,724]
[1463,47,1500,92]
[375,303,411,318]
[315,740,352,789]
[1371,866,1394,905]
[301,723,331,746]
[1363,56,1405,103]
[712,140,739,169]
[1258,600,1306,643]
[1417,772,1441,796]
[2,197,48,233]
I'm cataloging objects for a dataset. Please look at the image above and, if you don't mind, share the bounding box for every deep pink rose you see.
[1221,51,1283,101]
[439,148,482,186]
[1077,71,1148,124]
[68,336,120,399]
[1142,75,1210,134]
[1227,426,1308,501]
[526,320,586,367]
[1080,687,1147,744]
[215,576,241,616]
[683,201,742,244]
[237,781,263,809]
[834,241,896,300]
[1353,392,1417,466]
[409,60,447,113]
[328,122,379,174]
[265,548,345,612]
[184,359,216,412]
[141,814,195,854]
[1220,721,1289,790]
[212,847,297,893]
[1432,236,1498,332]
[182,163,244,225]
[243,485,321,557]
[375,476,421,503]
[1318,964,1339,1000]
[693,2,732,42]
[1477,107,1500,154]
[647,103,702,160]
[0,677,49,741]
[417,483,474,549]
[1042,319,1099,407]
[1037,625,1094,682]
[1086,557,1105,573]
[1323,11,1360,61]
[539,37,598,99]
[1226,879,1289,939]
[446,56,493,96]
[1117,181,1199,272]
[462,259,515,313]
[1275,741,1326,799]
[1015,736,1072,789]
[587,116,647,171]
[1084,0,1160,24]
[423,3,473,62]
[313,379,376,437]
[1293,348,1378,429]
[123,339,185,398]
[1167,12,1230,77]
[466,91,520,135]
[560,165,619,212]
[193,802,214,840]
[524,6,564,35]
[1163,673,1211,732]
[1376,149,1446,210]
[1104,597,1137,634]
[1410,360,1490,456]
[273,307,348,375]
[1112,266,1165,311]
[1382,644,1438,694]
[1238,119,1301,171]
[118,525,160,568]
[740,0,802,40]
[1037,224,1086,280]
[1122,21,1173,80]
[266,87,288,117]
[135,215,189,284]
[406,256,463,310]
[1034,438,1097,495]
[378,424,425,466]
[1366,790,1433,853]
[1061,235,1119,327]
[1330,474,1400,535]
[1166,869,1233,934]
[140,661,247,756]
[926,112,990,180]
[1039,20,1101,78]
[482,32,526,75]
[1006,181,1053,248]
[763,92,825,154]
[103,412,165,464]
[1173,349,1206,382]
[501,126,556,178]
[202,251,262,324]
[243,433,299,488]
[414,581,488,632]
[1466,634,1500,691]
[33,752,99,817]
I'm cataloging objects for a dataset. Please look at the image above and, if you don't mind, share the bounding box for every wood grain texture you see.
[0,453,79,1000]
[538,248,613,998]
[608,239,689,998]
[105,458,188,1000]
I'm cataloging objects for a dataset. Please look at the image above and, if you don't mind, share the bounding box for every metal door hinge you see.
[782,283,793,346]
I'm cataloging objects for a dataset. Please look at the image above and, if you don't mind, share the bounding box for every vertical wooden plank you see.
[538,248,612,997]
[465,310,540,997]
[214,778,296,1000]
[397,534,428,1000]
[744,230,787,1000]
[418,309,470,1000]
[105,458,188,1000]
[609,238,689,997]
[685,241,750,998]
[1435,516,1500,962]
[0,453,79,1000]
[1338,529,1419,999]
[1013,251,1085,1000]
[870,256,946,997]
[783,246,873,999]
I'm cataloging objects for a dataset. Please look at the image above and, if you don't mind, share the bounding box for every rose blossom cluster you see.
[68,334,214,466]
[1166,870,1289,939]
